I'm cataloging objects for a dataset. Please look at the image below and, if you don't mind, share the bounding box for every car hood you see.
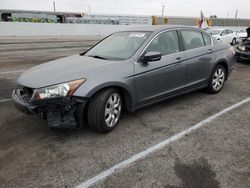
[18,54,117,88]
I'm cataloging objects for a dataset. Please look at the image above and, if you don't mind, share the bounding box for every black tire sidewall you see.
[88,89,122,133]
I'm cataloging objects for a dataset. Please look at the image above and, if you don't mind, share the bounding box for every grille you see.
[30,97,73,106]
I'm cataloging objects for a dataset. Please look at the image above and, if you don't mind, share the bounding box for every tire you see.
[207,65,226,94]
[87,88,122,133]
[231,38,236,45]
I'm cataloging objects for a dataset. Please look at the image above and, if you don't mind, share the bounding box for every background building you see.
[1,9,250,26]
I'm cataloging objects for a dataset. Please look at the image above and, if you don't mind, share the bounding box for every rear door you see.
[179,30,214,89]
[134,30,186,106]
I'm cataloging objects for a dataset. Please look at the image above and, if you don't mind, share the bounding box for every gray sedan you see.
[12,26,236,133]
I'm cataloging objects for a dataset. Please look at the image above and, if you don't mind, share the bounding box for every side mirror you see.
[142,51,162,63]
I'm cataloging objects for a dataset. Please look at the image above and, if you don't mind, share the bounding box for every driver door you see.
[134,30,186,106]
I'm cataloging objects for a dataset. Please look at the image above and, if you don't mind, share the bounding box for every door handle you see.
[174,57,182,63]
[207,49,214,53]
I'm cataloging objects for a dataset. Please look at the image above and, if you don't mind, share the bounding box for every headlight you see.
[33,79,86,100]
[238,45,246,51]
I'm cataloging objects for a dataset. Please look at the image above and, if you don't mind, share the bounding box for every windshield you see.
[208,29,222,35]
[84,31,151,60]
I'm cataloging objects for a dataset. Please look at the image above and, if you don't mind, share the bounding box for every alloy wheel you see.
[212,68,225,91]
[104,93,121,127]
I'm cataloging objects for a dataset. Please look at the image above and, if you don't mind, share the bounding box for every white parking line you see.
[0,98,12,103]
[0,70,26,74]
[76,96,250,188]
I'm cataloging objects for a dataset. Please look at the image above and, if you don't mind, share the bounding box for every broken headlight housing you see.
[32,79,86,100]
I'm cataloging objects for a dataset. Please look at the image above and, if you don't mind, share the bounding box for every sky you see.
[0,0,249,19]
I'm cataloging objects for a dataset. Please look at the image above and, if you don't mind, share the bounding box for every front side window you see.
[85,31,151,60]
[145,30,179,56]
[181,30,205,50]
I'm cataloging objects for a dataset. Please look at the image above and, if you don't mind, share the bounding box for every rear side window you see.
[146,30,179,56]
[202,33,212,46]
[181,30,205,50]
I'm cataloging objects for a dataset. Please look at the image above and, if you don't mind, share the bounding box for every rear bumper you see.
[12,89,87,128]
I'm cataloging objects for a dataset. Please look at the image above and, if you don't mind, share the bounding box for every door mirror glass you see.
[142,51,162,62]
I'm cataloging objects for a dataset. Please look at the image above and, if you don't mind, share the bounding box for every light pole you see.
[162,5,165,16]
[53,1,56,12]
[235,9,239,19]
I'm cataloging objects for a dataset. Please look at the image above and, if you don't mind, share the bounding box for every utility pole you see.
[161,5,165,16]
[53,1,56,12]
[235,9,238,19]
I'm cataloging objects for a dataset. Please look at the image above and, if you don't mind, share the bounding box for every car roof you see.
[116,25,201,33]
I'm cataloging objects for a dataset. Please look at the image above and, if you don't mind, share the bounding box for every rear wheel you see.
[87,88,122,133]
[207,65,226,94]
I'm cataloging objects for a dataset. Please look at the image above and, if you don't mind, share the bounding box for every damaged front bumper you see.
[12,89,37,114]
[12,89,87,128]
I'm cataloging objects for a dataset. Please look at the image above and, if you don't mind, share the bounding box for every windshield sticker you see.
[129,33,146,38]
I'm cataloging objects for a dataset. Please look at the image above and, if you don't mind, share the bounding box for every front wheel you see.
[207,65,226,94]
[87,88,122,133]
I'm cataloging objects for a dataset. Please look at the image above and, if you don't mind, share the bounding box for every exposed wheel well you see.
[76,86,133,128]
[88,86,133,112]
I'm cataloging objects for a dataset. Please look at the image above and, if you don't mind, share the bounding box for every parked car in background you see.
[208,28,237,45]
[235,28,248,43]
[236,27,250,62]
[12,26,236,133]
